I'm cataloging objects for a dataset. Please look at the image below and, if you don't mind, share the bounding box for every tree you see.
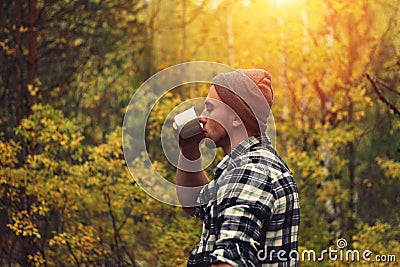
[0,0,146,142]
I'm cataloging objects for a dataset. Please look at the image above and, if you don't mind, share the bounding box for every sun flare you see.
[271,0,296,8]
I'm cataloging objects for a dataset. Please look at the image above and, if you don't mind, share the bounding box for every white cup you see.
[174,106,203,139]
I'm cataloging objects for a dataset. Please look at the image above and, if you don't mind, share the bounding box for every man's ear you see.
[232,114,243,128]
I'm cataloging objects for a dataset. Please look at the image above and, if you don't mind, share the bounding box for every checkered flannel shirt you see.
[188,134,300,267]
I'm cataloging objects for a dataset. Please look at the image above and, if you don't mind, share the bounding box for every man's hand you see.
[173,121,205,160]
[174,121,209,215]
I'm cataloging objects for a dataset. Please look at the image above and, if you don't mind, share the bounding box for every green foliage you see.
[0,104,202,266]
[376,157,400,179]
[351,222,400,266]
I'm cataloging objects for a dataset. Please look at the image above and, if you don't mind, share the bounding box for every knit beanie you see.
[212,69,273,133]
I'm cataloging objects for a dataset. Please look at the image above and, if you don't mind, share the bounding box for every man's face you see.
[199,85,233,148]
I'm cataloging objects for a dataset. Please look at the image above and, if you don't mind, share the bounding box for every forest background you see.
[0,0,399,266]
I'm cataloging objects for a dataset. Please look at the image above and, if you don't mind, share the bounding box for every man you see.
[174,69,300,267]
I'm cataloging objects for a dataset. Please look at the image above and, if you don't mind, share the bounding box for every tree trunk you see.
[346,12,357,235]
[27,0,38,115]
[15,0,22,125]
[226,0,234,65]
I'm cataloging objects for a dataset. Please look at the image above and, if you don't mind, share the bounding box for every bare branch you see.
[361,2,399,77]
[66,240,80,267]
[365,73,400,116]
[376,77,400,96]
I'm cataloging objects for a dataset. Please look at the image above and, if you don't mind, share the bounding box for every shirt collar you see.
[213,134,272,177]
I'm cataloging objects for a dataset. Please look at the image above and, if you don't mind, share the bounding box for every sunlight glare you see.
[271,0,296,8]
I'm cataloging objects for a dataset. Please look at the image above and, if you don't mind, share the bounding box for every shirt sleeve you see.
[193,204,206,220]
[210,165,276,267]
[193,179,216,220]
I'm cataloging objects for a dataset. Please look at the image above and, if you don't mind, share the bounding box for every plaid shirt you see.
[188,135,300,267]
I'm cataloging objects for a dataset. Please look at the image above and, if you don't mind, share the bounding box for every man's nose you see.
[198,110,207,124]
